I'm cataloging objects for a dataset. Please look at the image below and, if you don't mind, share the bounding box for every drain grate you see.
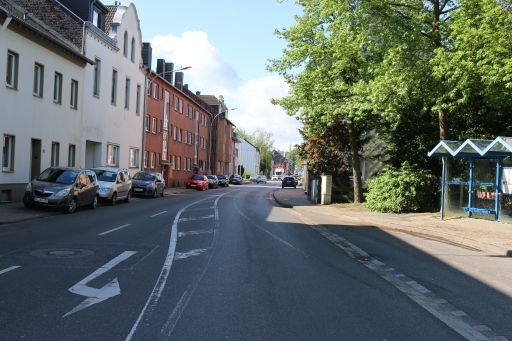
[30,248,95,258]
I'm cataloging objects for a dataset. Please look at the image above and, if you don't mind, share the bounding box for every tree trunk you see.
[439,109,449,140]
[348,122,364,203]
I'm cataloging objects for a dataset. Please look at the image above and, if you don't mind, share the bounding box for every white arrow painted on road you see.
[63,251,137,317]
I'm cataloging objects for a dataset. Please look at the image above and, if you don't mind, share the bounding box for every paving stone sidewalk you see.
[273,188,512,256]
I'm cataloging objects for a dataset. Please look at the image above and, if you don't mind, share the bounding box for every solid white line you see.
[98,224,131,236]
[151,211,167,217]
[125,196,214,341]
[0,266,20,275]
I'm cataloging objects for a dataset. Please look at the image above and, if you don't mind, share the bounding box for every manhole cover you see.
[30,248,95,258]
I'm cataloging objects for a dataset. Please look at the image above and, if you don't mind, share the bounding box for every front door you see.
[30,139,41,181]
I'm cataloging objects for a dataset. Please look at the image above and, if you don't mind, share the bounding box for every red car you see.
[186,175,209,190]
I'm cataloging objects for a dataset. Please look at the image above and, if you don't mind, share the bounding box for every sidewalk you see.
[273,188,512,256]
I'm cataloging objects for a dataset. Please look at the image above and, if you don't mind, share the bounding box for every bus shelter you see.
[428,137,512,222]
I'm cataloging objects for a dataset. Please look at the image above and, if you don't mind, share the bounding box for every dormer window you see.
[93,9,100,28]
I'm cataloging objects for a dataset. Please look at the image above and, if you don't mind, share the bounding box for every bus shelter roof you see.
[428,137,512,158]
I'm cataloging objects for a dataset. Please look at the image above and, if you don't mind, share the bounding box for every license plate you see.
[133,188,143,192]
[34,197,48,203]
[191,184,196,187]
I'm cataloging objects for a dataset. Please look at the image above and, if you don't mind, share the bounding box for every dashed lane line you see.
[98,224,131,236]
[0,266,20,275]
[283,208,509,341]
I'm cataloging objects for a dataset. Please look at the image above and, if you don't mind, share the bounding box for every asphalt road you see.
[0,182,510,340]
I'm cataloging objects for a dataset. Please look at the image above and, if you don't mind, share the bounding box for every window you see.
[70,80,78,109]
[151,153,156,168]
[107,144,119,166]
[6,51,18,88]
[185,130,188,144]
[173,126,177,140]
[92,9,100,28]
[172,155,176,170]
[153,84,158,99]
[111,69,118,105]
[177,156,181,170]
[144,151,148,168]
[145,115,150,131]
[158,153,161,166]
[179,129,182,142]
[164,100,169,129]
[53,72,62,104]
[162,133,168,159]
[174,97,179,111]
[223,144,226,154]
[147,79,150,95]
[93,58,101,96]
[152,118,157,134]
[179,99,183,113]
[51,142,60,166]
[33,63,43,97]
[68,145,75,167]
[125,77,130,109]
[123,31,128,57]
[185,104,189,117]
[2,135,14,171]
[130,148,139,167]
[131,38,135,62]
[136,84,141,115]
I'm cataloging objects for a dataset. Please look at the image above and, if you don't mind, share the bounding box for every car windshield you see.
[206,175,216,179]
[133,172,155,181]
[284,177,294,180]
[93,170,117,182]
[36,168,78,184]
[191,175,204,180]
[216,175,226,179]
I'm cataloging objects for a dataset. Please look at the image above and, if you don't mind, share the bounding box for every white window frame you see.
[185,130,188,144]
[179,100,183,113]
[175,97,179,111]
[2,135,15,171]
[51,142,60,166]
[93,58,101,97]
[106,144,119,166]
[173,126,177,140]
[68,144,76,167]
[151,152,156,168]
[162,133,168,159]
[152,118,157,134]
[172,155,176,170]
[144,151,148,168]
[33,63,43,97]
[179,129,182,142]
[70,79,78,109]
[145,115,150,132]
[153,84,158,99]
[164,101,169,129]
[125,77,130,109]
[129,148,139,167]
[111,69,118,105]
[53,72,62,104]
[136,84,141,115]
[177,156,181,170]
[6,51,18,89]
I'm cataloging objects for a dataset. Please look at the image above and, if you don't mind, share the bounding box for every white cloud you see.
[150,31,302,151]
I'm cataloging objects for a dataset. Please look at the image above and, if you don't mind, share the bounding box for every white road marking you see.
[0,266,20,275]
[98,224,131,236]
[178,230,213,237]
[174,249,207,260]
[178,215,214,222]
[64,251,137,317]
[151,211,167,217]
[283,208,509,341]
[125,196,215,341]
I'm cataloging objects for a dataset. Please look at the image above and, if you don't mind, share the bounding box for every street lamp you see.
[141,66,191,170]
[207,107,236,174]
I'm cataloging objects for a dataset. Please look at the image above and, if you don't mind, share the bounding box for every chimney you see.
[196,91,201,96]
[164,63,174,84]
[142,43,152,70]
[174,72,184,90]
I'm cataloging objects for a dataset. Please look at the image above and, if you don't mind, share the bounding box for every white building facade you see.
[238,138,260,176]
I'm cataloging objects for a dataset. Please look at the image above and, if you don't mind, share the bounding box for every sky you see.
[134,0,303,152]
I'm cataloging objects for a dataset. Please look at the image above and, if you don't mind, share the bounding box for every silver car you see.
[92,167,132,205]
[23,167,99,213]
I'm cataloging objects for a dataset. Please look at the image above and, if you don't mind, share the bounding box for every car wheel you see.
[66,197,77,213]
[110,192,117,206]
[294,186,296,188]
[161,187,165,197]
[153,189,157,198]
[90,195,98,209]
[23,199,35,208]
[125,191,131,203]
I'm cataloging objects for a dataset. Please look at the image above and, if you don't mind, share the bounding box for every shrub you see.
[364,162,437,213]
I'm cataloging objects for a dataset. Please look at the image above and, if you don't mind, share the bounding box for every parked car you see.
[229,175,243,185]
[282,176,297,189]
[216,174,229,187]
[186,175,209,190]
[257,175,267,184]
[23,167,99,213]
[131,171,165,198]
[92,167,132,205]
[206,175,219,189]
[249,174,258,182]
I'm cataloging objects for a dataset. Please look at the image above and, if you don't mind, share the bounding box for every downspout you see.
[0,11,13,37]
